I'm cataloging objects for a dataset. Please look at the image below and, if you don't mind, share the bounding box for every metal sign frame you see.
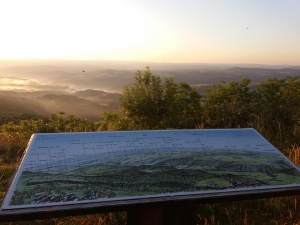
[1,129,300,222]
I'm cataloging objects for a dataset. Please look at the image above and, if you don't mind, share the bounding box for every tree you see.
[48,112,95,132]
[162,79,202,128]
[98,110,133,131]
[118,67,202,130]
[120,67,164,129]
[202,78,254,128]
[253,76,300,148]
[201,76,300,149]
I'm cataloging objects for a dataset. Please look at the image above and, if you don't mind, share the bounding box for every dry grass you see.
[0,213,127,225]
[287,145,300,166]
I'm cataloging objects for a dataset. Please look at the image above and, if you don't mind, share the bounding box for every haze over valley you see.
[0,59,299,121]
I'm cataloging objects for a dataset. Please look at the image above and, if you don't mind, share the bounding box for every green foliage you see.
[0,112,97,164]
[119,67,202,130]
[98,110,133,131]
[100,71,300,150]
[0,113,43,126]
[119,67,165,129]
[48,112,96,132]
[162,80,202,129]
[202,78,254,128]
[202,76,300,150]
[253,76,300,149]
[0,119,43,163]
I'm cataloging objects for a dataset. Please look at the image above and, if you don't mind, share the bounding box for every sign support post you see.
[127,201,197,225]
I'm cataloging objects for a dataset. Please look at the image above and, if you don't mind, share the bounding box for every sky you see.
[0,0,299,65]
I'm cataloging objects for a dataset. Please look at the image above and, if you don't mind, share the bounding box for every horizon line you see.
[0,58,299,67]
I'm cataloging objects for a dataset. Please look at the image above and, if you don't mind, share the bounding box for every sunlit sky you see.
[0,0,299,65]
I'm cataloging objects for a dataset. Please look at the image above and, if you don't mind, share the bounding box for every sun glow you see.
[0,0,179,60]
[1,0,299,64]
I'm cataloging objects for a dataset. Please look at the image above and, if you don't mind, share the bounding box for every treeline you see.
[0,112,98,163]
[1,67,300,164]
[99,67,300,151]
[0,112,43,126]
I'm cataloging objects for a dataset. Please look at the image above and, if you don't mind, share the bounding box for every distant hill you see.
[0,59,299,119]
[0,112,44,125]
[0,90,120,121]
[0,95,48,115]
[287,66,300,70]
[74,89,108,97]
[1,60,299,94]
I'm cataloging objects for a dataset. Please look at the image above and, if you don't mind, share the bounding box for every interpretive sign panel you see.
[2,128,300,211]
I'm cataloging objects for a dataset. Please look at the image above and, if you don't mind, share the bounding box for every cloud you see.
[0,76,72,91]
[0,76,36,85]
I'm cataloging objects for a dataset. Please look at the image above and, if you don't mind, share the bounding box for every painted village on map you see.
[2,128,300,210]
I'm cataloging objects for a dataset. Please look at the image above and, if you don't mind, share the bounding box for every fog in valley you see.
[1,59,299,121]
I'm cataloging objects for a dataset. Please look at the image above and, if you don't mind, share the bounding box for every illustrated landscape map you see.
[2,128,300,210]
